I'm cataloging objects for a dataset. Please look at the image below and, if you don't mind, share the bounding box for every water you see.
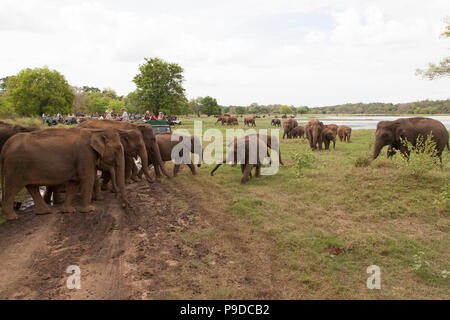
[294,115,450,130]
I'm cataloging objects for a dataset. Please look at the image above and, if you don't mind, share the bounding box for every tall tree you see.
[199,96,221,116]
[279,106,293,114]
[6,67,74,116]
[133,57,186,114]
[417,17,450,79]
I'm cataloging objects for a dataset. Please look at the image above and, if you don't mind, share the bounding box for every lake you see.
[295,115,450,130]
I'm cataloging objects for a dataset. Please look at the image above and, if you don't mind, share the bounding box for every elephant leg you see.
[154,163,163,178]
[1,184,22,220]
[60,181,78,214]
[187,163,197,175]
[79,175,95,213]
[130,160,140,182]
[102,170,111,190]
[93,177,103,201]
[52,185,64,204]
[27,185,56,215]
[240,164,253,184]
[44,186,52,204]
[173,164,181,177]
[255,165,261,178]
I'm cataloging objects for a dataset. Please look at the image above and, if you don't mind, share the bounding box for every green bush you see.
[290,148,316,177]
[394,134,441,177]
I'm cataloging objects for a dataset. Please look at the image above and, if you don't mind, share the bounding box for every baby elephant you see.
[210,135,271,184]
[291,126,305,139]
[143,133,203,177]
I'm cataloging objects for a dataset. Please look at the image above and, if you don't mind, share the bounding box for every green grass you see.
[170,116,450,299]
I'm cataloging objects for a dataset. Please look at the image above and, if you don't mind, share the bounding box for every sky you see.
[0,0,449,107]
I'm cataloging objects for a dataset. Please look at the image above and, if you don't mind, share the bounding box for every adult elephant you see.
[291,126,305,139]
[0,121,39,153]
[338,126,352,143]
[283,118,298,139]
[305,119,324,150]
[373,117,449,161]
[321,127,336,150]
[0,128,126,220]
[140,133,203,177]
[78,120,170,180]
[271,119,281,127]
[244,117,256,127]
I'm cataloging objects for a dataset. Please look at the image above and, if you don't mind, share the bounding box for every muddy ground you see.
[0,179,285,300]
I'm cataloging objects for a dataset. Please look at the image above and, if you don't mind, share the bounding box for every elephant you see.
[215,116,227,125]
[0,127,126,220]
[78,120,170,180]
[271,119,281,127]
[325,124,339,136]
[210,135,271,184]
[246,133,284,166]
[291,126,305,139]
[373,117,449,161]
[337,126,352,143]
[244,117,256,127]
[321,127,336,150]
[139,133,203,177]
[227,117,239,126]
[305,119,324,150]
[0,121,39,153]
[283,118,298,139]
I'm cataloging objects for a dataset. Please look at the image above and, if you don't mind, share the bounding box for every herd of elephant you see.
[280,118,352,151]
[0,116,448,221]
[0,120,201,221]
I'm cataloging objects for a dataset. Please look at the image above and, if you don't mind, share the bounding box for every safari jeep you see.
[145,120,172,135]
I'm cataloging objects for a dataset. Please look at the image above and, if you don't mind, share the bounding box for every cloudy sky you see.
[1,0,449,107]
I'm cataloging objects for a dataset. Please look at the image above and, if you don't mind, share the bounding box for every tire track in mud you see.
[0,175,292,299]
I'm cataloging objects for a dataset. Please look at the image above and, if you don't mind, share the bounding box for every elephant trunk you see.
[139,143,154,183]
[116,147,128,207]
[373,139,385,160]
[152,141,171,178]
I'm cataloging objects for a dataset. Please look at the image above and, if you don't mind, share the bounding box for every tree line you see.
[1,59,449,118]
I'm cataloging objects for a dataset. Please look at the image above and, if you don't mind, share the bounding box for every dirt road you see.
[0,179,287,299]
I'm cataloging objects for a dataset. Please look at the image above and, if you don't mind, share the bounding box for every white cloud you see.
[0,0,449,107]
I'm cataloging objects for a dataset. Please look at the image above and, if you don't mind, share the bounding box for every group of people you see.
[41,110,168,125]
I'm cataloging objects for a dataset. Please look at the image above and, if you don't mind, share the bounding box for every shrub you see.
[394,133,441,177]
[354,156,371,167]
[290,148,316,177]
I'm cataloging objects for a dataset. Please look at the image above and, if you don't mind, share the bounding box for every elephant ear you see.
[90,133,106,158]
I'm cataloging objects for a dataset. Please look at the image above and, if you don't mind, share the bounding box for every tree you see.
[133,57,186,114]
[296,106,309,114]
[417,17,450,79]
[189,98,202,117]
[6,67,74,116]
[72,86,89,115]
[235,106,246,115]
[279,106,293,114]
[199,96,221,116]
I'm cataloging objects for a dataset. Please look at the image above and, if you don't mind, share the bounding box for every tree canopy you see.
[6,67,74,116]
[133,57,186,114]
[417,17,450,79]
[199,96,221,116]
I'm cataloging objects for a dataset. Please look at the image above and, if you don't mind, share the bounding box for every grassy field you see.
[0,116,449,299]
[164,116,449,299]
